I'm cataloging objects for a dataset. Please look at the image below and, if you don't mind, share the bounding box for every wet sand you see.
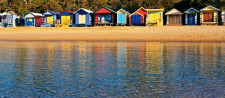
[0,26,225,42]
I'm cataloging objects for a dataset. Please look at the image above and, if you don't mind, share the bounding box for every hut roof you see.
[145,9,164,12]
[200,5,220,11]
[44,10,60,16]
[184,8,199,13]
[60,11,73,15]
[116,9,130,14]
[129,11,144,17]
[24,12,43,17]
[136,7,147,16]
[95,7,116,14]
[74,8,93,14]
[1,11,16,15]
[136,7,147,11]
[165,8,183,15]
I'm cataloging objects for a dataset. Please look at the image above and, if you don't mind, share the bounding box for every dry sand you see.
[0,26,225,42]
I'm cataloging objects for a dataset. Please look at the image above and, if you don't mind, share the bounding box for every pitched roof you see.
[104,7,116,13]
[129,11,144,17]
[25,12,43,17]
[1,11,17,15]
[96,7,116,13]
[165,8,183,15]
[44,10,60,16]
[145,9,164,12]
[200,5,220,11]
[116,9,130,14]
[74,8,93,14]
[136,7,147,12]
[184,8,199,13]
[61,11,73,14]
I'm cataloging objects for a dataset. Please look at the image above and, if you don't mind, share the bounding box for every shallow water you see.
[0,41,224,97]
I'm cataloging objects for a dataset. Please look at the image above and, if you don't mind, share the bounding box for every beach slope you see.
[0,26,224,42]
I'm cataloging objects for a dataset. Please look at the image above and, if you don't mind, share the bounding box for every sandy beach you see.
[0,26,225,42]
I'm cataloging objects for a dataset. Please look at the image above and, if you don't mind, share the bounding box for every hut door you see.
[131,15,141,25]
[150,13,161,23]
[118,13,126,24]
[47,16,53,25]
[26,18,34,26]
[35,16,43,27]
[203,13,213,22]
[61,16,71,27]
[79,15,86,24]
[188,14,195,25]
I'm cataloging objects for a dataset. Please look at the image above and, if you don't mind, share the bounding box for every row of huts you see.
[0,5,225,27]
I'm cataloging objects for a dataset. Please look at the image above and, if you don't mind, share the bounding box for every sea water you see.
[0,41,224,97]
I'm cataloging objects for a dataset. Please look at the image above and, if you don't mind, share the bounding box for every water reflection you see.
[0,41,224,97]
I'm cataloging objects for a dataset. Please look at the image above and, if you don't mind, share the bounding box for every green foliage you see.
[0,0,225,16]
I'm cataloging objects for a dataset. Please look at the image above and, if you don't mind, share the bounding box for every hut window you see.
[203,13,214,22]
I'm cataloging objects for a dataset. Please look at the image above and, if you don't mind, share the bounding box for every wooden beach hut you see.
[129,12,145,26]
[146,9,164,26]
[116,9,130,25]
[184,8,199,25]
[200,5,220,25]
[1,11,17,27]
[165,8,183,25]
[59,11,73,27]
[24,12,43,27]
[129,7,147,26]
[222,10,225,25]
[42,10,60,27]
[0,13,2,27]
[95,7,116,26]
[73,8,93,27]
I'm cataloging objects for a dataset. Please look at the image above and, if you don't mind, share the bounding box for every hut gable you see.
[116,9,130,14]
[184,8,199,14]
[44,11,60,16]
[60,11,73,15]
[25,12,43,18]
[2,11,17,15]
[165,8,183,15]
[136,7,147,16]
[75,8,93,14]
[200,5,220,11]
[24,13,34,18]
[130,12,144,17]
[95,7,115,14]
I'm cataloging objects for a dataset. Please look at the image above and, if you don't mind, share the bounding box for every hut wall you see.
[167,15,182,25]
[35,16,43,27]
[146,11,163,26]
[222,11,225,24]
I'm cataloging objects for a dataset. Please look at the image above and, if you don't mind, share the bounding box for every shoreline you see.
[0,26,225,42]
